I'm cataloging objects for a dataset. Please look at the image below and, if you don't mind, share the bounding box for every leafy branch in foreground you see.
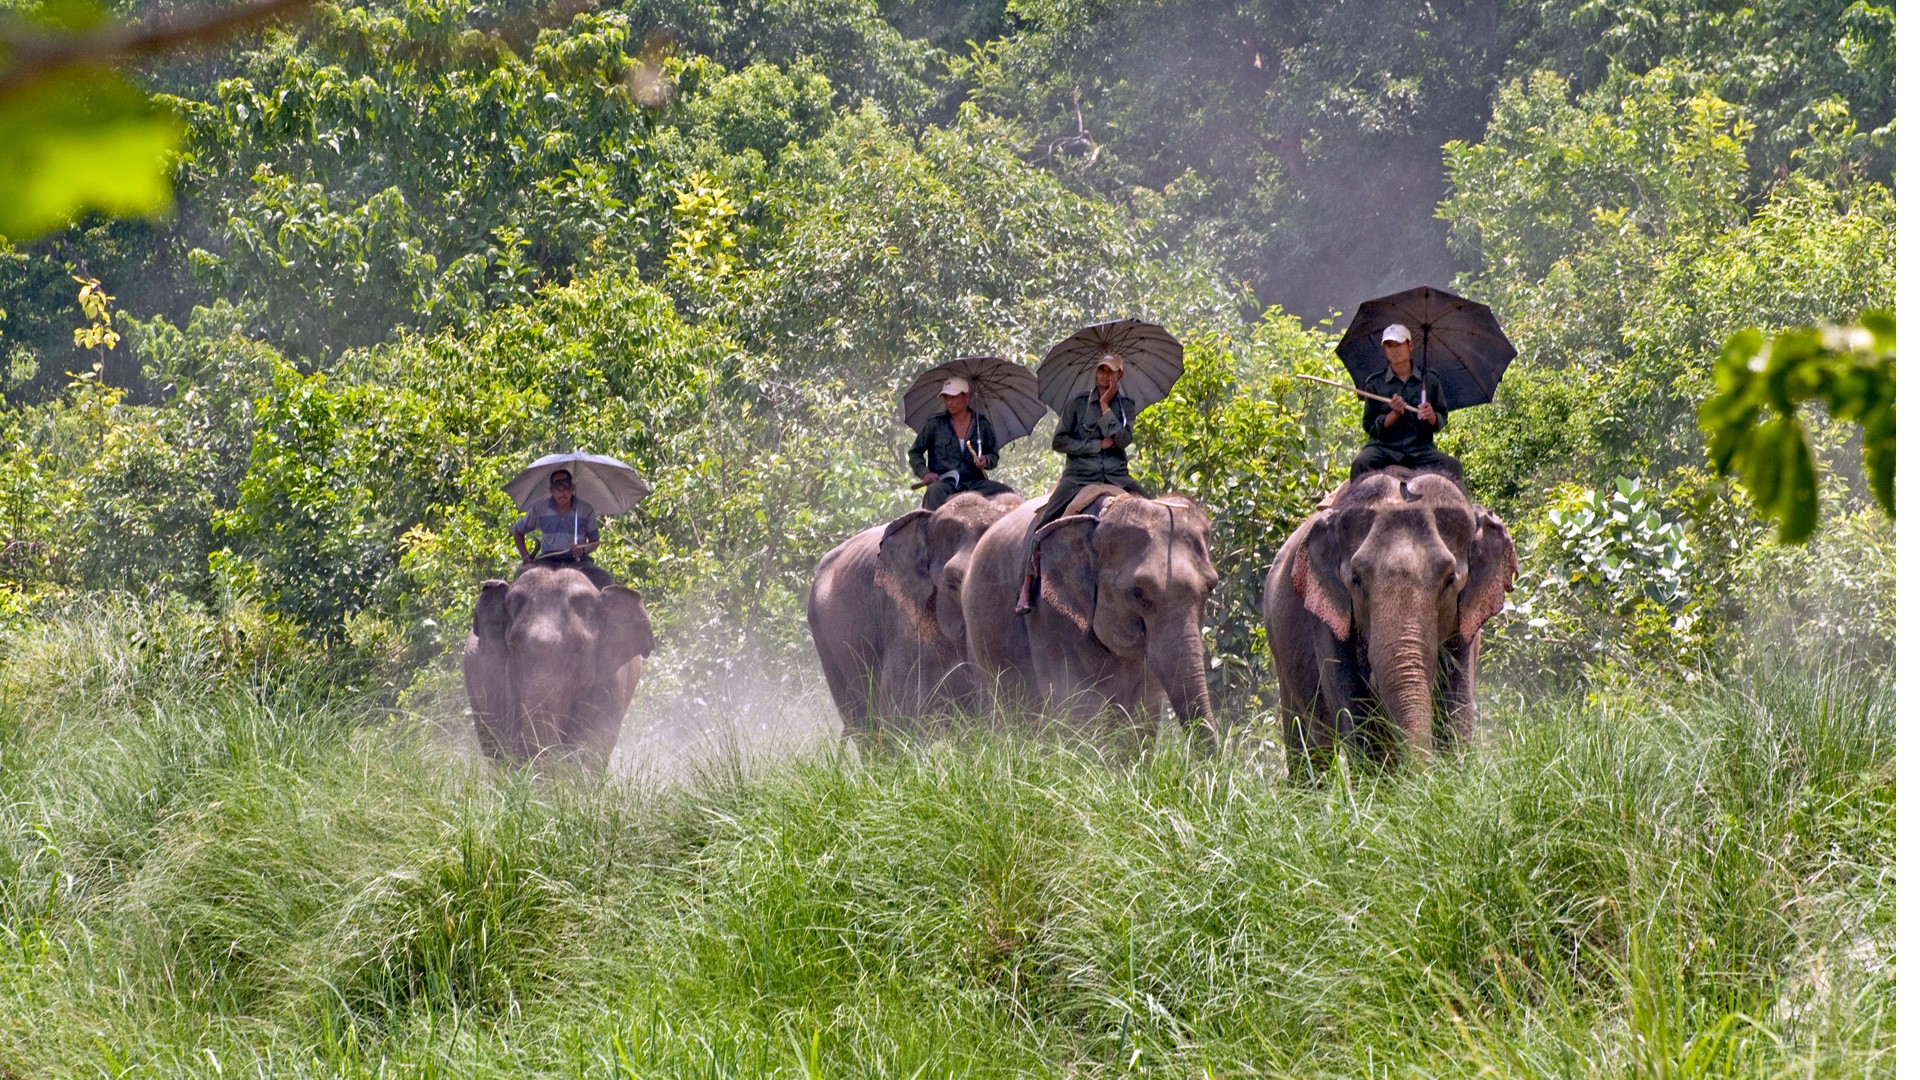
[1699,311,1893,543]
[0,0,313,241]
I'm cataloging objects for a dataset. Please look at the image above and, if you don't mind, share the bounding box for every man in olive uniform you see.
[1014,354,1148,614]
[1349,323,1463,484]
[909,377,1016,510]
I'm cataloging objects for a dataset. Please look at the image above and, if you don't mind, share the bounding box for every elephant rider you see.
[512,468,614,588]
[1014,353,1148,615]
[1349,323,1464,484]
[910,377,1016,511]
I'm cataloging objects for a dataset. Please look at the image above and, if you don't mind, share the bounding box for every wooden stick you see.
[1292,372,1394,405]
[0,0,316,98]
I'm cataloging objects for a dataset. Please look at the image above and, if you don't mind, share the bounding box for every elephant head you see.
[1032,494,1219,724]
[1293,471,1514,759]
[877,491,1024,652]
[463,565,656,765]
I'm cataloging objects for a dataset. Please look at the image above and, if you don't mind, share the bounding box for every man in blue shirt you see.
[511,468,613,587]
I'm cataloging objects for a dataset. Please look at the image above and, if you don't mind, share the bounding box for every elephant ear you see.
[1458,508,1517,644]
[1035,514,1100,634]
[595,585,656,668]
[464,580,514,758]
[1292,509,1363,642]
[878,508,936,616]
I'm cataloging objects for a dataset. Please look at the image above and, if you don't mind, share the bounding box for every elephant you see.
[808,490,1024,735]
[1262,467,1515,763]
[462,564,656,765]
[963,489,1219,734]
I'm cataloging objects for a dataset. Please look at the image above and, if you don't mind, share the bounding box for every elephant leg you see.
[823,666,873,734]
[1312,629,1370,752]
[1438,638,1481,752]
[582,655,647,764]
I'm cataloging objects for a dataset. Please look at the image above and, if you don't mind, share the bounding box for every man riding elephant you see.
[1014,353,1148,614]
[510,468,613,587]
[1349,323,1464,485]
[909,377,1017,510]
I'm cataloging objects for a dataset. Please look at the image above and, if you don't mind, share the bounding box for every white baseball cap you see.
[1381,323,1412,344]
[939,376,970,396]
[1095,353,1125,372]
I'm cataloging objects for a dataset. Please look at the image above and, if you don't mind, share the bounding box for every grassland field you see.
[0,595,1894,1078]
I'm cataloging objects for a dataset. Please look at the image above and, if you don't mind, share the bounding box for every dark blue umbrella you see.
[1335,285,1516,408]
[900,355,1048,441]
[1036,319,1183,414]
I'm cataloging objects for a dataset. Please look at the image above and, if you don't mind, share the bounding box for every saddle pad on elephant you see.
[1062,483,1136,518]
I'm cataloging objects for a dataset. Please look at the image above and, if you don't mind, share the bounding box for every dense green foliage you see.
[0,601,1894,1075]
[0,0,1896,701]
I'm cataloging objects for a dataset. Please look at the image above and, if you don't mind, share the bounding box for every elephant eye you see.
[1130,586,1148,603]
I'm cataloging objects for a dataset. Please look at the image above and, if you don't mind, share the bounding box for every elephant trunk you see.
[1367,611,1437,762]
[1153,619,1214,723]
[510,636,582,757]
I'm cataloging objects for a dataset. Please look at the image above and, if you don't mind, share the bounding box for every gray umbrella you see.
[1036,319,1184,414]
[900,356,1048,442]
[504,452,651,515]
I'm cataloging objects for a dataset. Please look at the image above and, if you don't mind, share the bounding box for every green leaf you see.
[1773,423,1818,544]
[1739,417,1787,514]
[0,69,184,241]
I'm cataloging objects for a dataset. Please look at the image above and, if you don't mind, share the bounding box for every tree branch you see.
[0,0,315,99]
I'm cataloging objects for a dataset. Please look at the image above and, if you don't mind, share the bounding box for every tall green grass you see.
[0,597,1893,1077]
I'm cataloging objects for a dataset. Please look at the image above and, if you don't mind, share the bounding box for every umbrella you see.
[1334,285,1516,409]
[1035,319,1183,414]
[504,452,651,515]
[899,356,1049,443]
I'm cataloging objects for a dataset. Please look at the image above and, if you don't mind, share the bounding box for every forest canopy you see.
[0,0,1896,701]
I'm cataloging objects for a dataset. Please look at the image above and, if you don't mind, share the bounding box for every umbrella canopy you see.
[1036,319,1184,414]
[899,356,1049,442]
[504,452,651,515]
[1335,285,1516,409]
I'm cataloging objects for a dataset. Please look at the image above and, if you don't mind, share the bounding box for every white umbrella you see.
[504,452,651,515]
[899,356,1048,442]
[1036,319,1184,414]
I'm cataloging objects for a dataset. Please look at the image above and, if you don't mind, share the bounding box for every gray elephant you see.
[963,490,1218,733]
[1263,468,1515,763]
[462,565,656,765]
[808,491,1023,735]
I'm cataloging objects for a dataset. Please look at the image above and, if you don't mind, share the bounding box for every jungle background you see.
[0,0,1896,1075]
